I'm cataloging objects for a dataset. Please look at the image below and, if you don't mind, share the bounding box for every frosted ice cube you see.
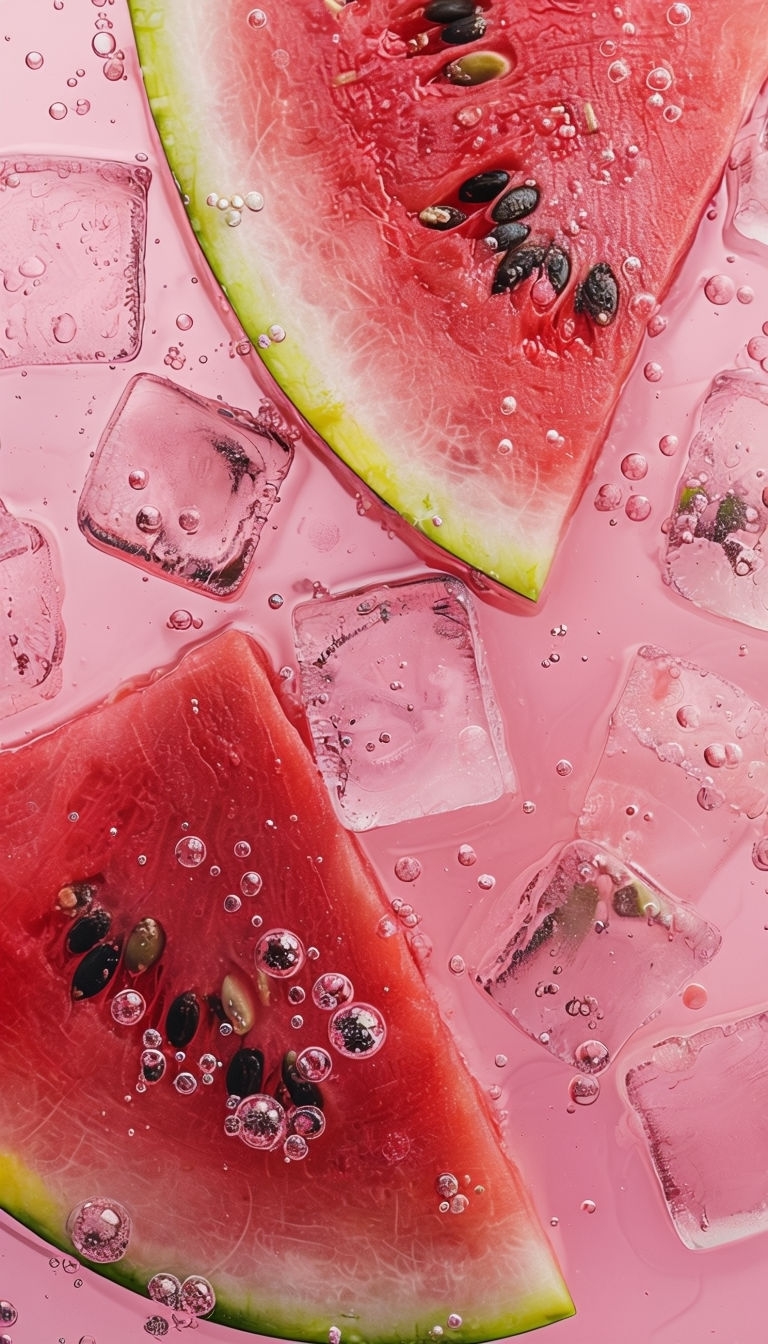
[580,646,768,889]
[0,156,149,367]
[78,374,293,597]
[625,1011,768,1249]
[727,87,768,252]
[0,499,63,718]
[469,839,720,1071]
[664,370,768,629]
[292,575,515,830]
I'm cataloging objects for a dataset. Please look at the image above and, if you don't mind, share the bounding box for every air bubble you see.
[128,468,149,490]
[457,843,477,866]
[500,395,517,414]
[450,1194,470,1213]
[111,989,146,1026]
[247,8,268,26]
[284,1133,309,1160]
[236,1093,286,1149]
[136,506,162,534]
[179,1276,216,1317]
[0,1305,17,1328]
[449,954,466,974]
[329,1002,387,1057]
[296,1046,333,1081]
[594,482,622,512]
[659,434,679,456]
[67,1197,131,1263]
[555,759,573,777]
[25,51,44,68]
[289,1104,326,1138]
[682,983,708,1010]
[436,1172,459,1197]
[173,1072,198,1095]
[224,894,242,913]
[621,454,648,480]
[447,1315,463,1330]
[178,507,201,534]
[394,855,421,882]
[312,972,354,1010]
[268,593,284,609]
[175,835,206,868]
[148,1273,182,1308]
[575,1039,610,1072]
[92,30,116,55]
[234,840,251,858]
[477,873,496,890]
[666,2,691,23]
[646,67,672,91]
[704,274,735,305]
[254,928,305,977]
[240,870,263,897]
[607,60,630,83]
[568,1076,600,1105]
[644,362,663,382]
[626,495,651,521]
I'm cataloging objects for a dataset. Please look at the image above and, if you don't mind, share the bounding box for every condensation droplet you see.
[394,855,421,882]
[620,453,648,480]
[25,51,44,69]
[457,844,477,866]
[704,274,735,306]
[626,495,651,521]
[644,362,663,383]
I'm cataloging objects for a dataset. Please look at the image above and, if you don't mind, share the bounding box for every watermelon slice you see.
[127,0,768,598]
[0,630,573,1340]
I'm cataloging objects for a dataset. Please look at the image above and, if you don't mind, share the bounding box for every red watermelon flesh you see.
[128,0,768,597]
[0,630,573,1341]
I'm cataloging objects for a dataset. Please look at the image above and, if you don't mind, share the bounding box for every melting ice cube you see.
[580,646,768,890]
[469,839,720,1071]
[0,156,149,367]
[0,499,63,718]
[625,1011,768,1249]
[727,86,768,252]
[664,369,768,630]
[292,575,515,830]
[78,374,293,596]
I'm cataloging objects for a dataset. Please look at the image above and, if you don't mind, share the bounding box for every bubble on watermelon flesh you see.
[312,973,354,1010]
[77,373,293,598]
[0,156,147,368]
[284,1133,309,1161]
[289,1105,326,1139]
[147,1272,182,1308]
[293,576,515,831]
[111,989,146,1025]
[254,928,305,977]
[66,1197,131,1263]
[235,1094,287,1150]
[296,1047,333,1082]
[178,1275,216,1317]
[240,870,262,897]
[664,369,768,631]
[329,1003,387,1058]
[469,838,721,1071]
[624,1008,768,1249]
[0,499,64,719]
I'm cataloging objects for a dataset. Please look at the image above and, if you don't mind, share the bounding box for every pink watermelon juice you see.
[1,1,768,1342]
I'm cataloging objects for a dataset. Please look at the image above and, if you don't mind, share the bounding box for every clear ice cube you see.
[727,86,768,252]
[580,646,768,889]
[664,369,768,629]
[0,499,63,718]
[625,1011,768,1249]
[77,374,293,597]
[292,574,515,830]
[0,156,149,367]
[469,839,720,1071]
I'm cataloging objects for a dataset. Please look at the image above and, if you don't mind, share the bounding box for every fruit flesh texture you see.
[129,0,768,598]
[0,630,573,1341]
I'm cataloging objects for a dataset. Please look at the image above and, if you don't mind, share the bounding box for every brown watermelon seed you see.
[124,917,166,974]
[491,184,540,224]
[65,908,112,956]
[56,877,101,916]
[458,169,510,203]
[441,11,487,43]
[545,245,571,294]
[424,0,475,21]
[221,970,257,1036]
[492,246,544,295]
[418,205,467,230]
[442,51,511,84]
[71,940,122,1001]
[165,991,201,1048]
[575,261,619,325]
[484,221,530,252]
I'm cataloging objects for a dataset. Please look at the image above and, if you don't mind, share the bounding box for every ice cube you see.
[292,575,515,830]
[0,499,63,718]
[468,839,720,1071]
[0,156,149,367]
[625,1011,768,1249]
[664,369,768,629]
[77,374,293,597]
[727,86,768,252]
[580,646,768,889]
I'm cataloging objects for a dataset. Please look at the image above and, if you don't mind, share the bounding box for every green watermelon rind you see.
[127,3,548,600]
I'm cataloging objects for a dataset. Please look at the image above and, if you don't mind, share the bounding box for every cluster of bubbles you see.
[147,1270,216,1317]
[434,1171,472,1216]
[205,186,265,230]
[225,1093,326,1162]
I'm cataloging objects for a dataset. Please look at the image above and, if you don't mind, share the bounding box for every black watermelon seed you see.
[165,991,201,1048]
[458,169,510,203]
[226,1047,265,1099]
[282,1051,325,1109]
[492,246,544,295]
[71,940,121,1000]
[66,908,112,956]
[484,221,530,252]
[545,245,571,294]
[417,204,467,231]
[424,0,474,21]
[575,261,619,326]
[491,184,540,224]
[441,12,487,43]
[612,884,643,918]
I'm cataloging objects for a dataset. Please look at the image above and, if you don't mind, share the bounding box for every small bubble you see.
[178,507,200,534]
[247,7,268,26]
[148,1272,182,1308]
[25,51,44,68]
[290,1013,304,1029]
[0,1305,17,1328]
[244,190,265,211]
[136,506,162,534]
[594,482,622,512]
[377,915,398,938]
[284,1133,309,1161]
[49,101,68,120]
[234,840,251,858]
[111,989,146,1026]
[500,395,517,414]
[173,1071,198,1095]
[167,609,193,631]
[223,894,242,913]
[522,799,536,814]
[644,362,663,383]
[288,985,306,1005]
[568,1075,601,1106]
[621,453,648,480]
[447,1315,463,1330]
[575,1039,610,1073]
[272,47,289,67]
[737,286,754,304]
[682,983,708,1010]
[704,274,735,306]
[236,1093,286,1149]
[647,313,667,337]
[646,66,672,91]
[128,468,149,490]
[313,972,354,1010]
[494,1053,508,1068]
[296,1046,333,1081]
[180,1275,216,1317]
[607,59,630,83]
[268,593,284,609]
[175,835,206,868]
[143,1028,162,1048]
[457,844,477,866]
[450,1194,470,1214]
[626,495,651,521]
[666,2,691,23]
[659,434,679,456]
[477,873,496,890]
[240,870,263,897]
[581,1199,597,1214]
[255,928,305,977]
[449,954,466,975]
[436,1172,459,1197]
[92,30,116,55]
[555,759,573,776]
[175,313,193,331]
[662,104,683,123]
[697,785,725,812]
[67,1197,131,1263]
[268,324,286,341]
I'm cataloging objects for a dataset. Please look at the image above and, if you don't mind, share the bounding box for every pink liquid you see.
[2,3,768,1342]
